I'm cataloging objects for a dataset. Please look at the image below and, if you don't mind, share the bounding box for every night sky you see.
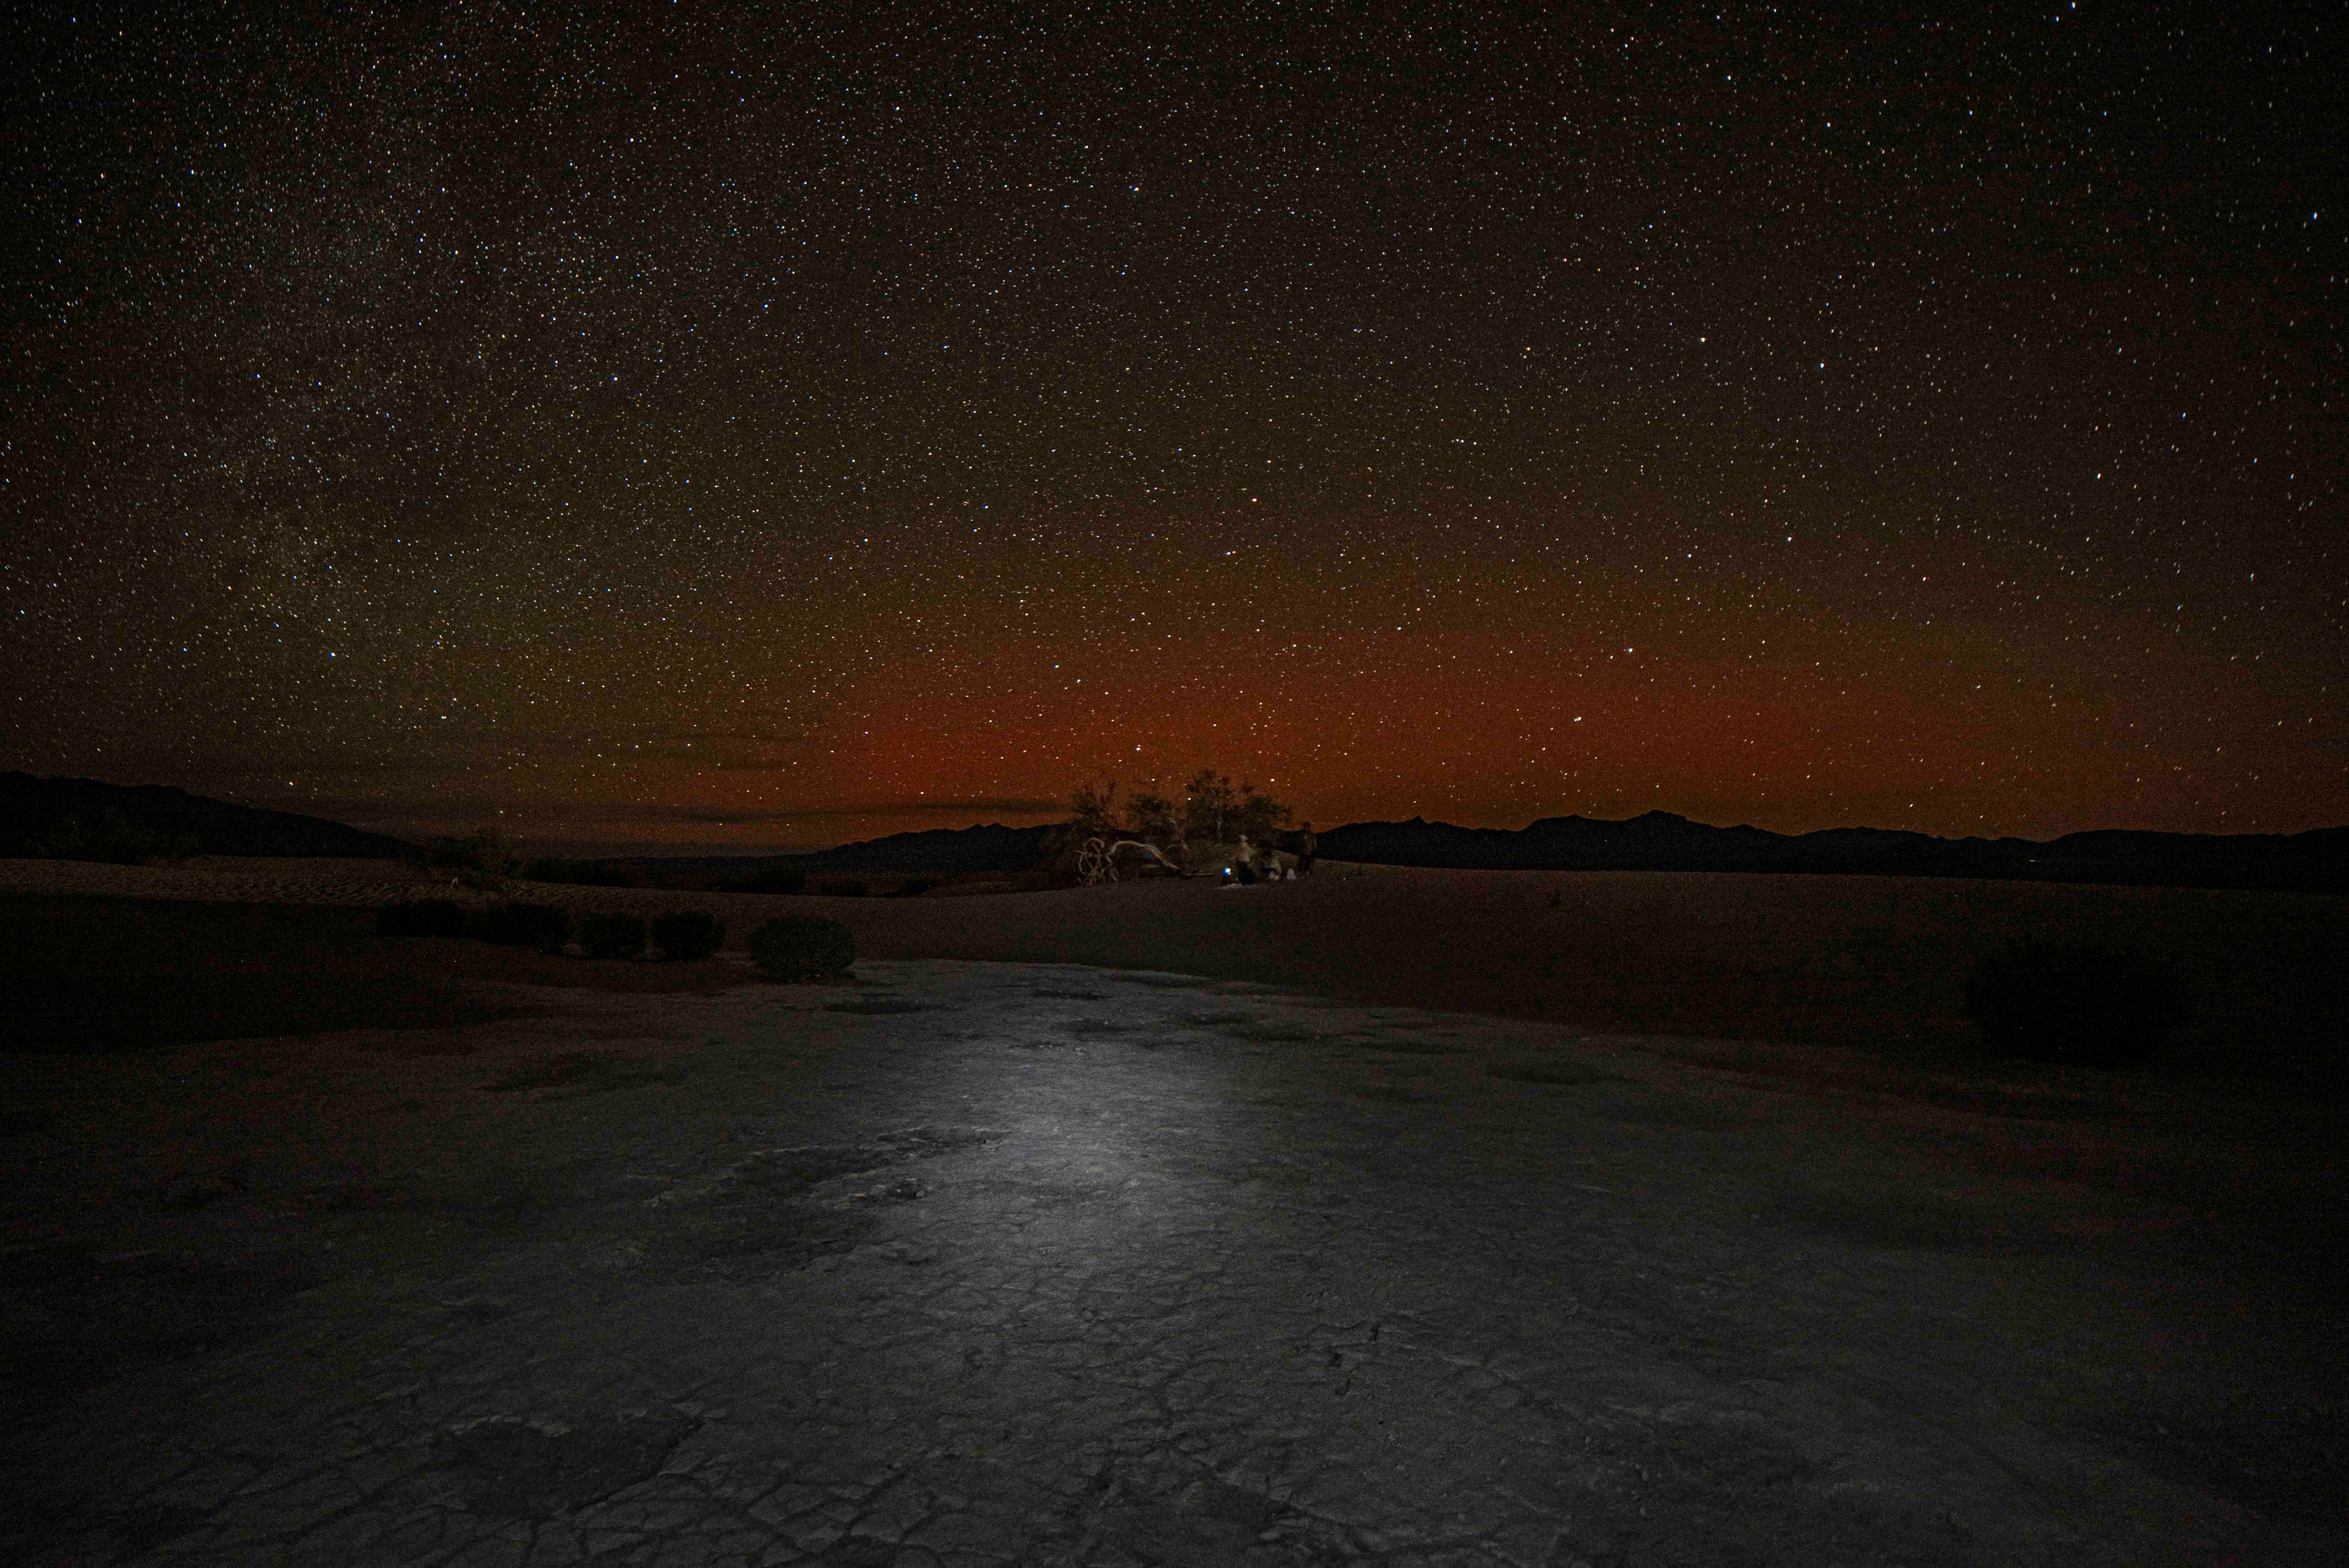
[5,4,2342,849]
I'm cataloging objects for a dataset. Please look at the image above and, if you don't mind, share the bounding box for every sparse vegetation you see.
[466,901,572,952]
[1125,787,1179,847]
[815,877,869,898]
[1183,768,1292,846]
[748,916,855,982]
[577,911,647,961]
[1044,768,1294,883]
[891,875,942,897]
[1963,939,2187,1067]
[651,909,724,961]
[378,898,469,939]
[1070,779,1122,839]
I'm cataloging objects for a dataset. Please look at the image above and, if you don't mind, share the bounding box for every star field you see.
[4,3,2342,846]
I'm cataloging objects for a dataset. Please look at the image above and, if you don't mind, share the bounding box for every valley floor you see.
[0,949,2340,1563]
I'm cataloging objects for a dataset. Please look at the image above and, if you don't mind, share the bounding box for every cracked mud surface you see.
[2,960,2342,1565]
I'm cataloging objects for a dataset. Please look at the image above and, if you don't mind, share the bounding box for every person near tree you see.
[1231,834,1260,885]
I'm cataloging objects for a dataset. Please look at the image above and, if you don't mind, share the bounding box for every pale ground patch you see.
[3,946,2342,1565]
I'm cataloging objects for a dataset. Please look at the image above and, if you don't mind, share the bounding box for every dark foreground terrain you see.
[1,882,2344,1564]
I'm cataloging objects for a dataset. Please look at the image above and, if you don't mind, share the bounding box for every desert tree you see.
[1230,781,1293,841]
[1182,769,1236,843]
[1070,778,1121,837]
[1126,785,1180,848]
[1176,770,1291,844]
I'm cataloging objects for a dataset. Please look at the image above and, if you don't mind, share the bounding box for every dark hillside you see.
[1316,811,2349,893]
[765,823,1056,875]
[0,774,411,860]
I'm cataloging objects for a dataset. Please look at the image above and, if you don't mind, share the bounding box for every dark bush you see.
[577,911,647,960]
[891,875,942,897]
[377,898,469,939]
[815,877,869,898]
[651,909,724,961]
[466,901,572,951]
[1963,940,2187,1067]
[718,861,808,895]
[748,916,855,982]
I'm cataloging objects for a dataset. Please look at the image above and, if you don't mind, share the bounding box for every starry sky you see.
[5,3,2342,849]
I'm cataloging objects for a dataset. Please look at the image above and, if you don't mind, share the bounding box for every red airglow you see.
[702,631,2017,837]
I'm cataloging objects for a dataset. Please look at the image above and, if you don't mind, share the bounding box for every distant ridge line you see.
[768,822,1056,874]
[682,810,2349,893]
[0,773,412,860]
[6,771,2340,892]
[1314,810,2349,893]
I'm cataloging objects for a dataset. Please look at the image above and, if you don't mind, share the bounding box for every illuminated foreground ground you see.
[2,960,2340,1566]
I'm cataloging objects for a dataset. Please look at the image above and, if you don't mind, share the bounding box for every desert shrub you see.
[577,911,647,960]
[1963,940,2187,1067]
[1181,769,1291,846]
[748,916,856,982]
[815,877,869,898]
[891,875,942,897]
[651,909,724,961]
[1125,787,1180,848]
[377,898,469,939]
[718,861,808,894]
[466,901,572,951]
[1230,785,1292,844]
[1072,778,1122,838]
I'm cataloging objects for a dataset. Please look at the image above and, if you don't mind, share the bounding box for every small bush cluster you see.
[816,877,869,898]
[1963,939,2187,1067]
[577,911,647,960]
[891,875,942,897]
[652,909,724,961]
[378,898,469,939]
[467,901,572,951]
[748,916,855,982]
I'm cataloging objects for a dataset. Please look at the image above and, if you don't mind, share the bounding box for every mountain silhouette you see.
[1314,810,2349,892]
[1,773,412,860]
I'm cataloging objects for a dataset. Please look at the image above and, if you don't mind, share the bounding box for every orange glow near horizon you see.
[612,625,2310,847]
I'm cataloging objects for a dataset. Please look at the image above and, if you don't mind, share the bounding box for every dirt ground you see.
[1,861,2344,1564]
[8,855,2340,1074]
